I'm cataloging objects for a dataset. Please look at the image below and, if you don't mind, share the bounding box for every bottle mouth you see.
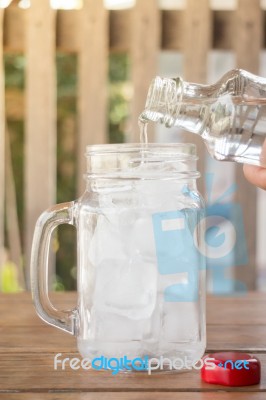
[139,76,184,127]
[85,143,200,179]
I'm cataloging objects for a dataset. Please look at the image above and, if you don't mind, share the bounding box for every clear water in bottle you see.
[139,69,266,167]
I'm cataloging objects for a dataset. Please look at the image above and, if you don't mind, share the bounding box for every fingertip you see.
[243,164,266,190]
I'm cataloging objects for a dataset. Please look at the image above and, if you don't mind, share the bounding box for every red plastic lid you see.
[201,352,261,387]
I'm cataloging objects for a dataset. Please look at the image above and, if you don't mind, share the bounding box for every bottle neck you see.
[140,77,215,135]
[175,84,209,135]
[141,69,266,133]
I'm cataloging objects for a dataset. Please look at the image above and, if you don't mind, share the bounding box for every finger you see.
[243,164,266,190]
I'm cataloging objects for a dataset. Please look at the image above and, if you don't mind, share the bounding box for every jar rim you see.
[86,143,197,158]
[85,143,200,180]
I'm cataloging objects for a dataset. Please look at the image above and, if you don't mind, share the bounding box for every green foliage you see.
[5,55,25,89]
[8,121,24,236]
[57,53,77,97]
[56,54,77,290]
[52,275,66,292]
[108,53,130,143]
[109,53,130,82]
[0,260,22,293]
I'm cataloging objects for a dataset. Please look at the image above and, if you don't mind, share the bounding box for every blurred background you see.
[0,0,265,293]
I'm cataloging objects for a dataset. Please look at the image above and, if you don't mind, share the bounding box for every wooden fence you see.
[0,0,265,290]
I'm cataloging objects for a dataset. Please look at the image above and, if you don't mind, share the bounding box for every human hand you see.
[243,164,266,190]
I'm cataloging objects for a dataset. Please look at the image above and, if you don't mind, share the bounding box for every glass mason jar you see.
[31,143,206,372]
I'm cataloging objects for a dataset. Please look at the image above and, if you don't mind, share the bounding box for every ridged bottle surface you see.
[140,69,266,167]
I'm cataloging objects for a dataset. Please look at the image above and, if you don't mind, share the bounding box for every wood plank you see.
[0,395,266,400]
[0,291,77,305]
[0,326,77,353]
[24,1,57,288]
[5,89,24,120]
[1,293,266,355]
[3,8,266,53]
[183,0,212,195]
[3,5,25,53]
[1,395,266,400]
[1,323,266,354]
[233,0,263,290]
[130,0,160,142]
[0,293,266,394]
[234,0,263,73]
[0,351,265,391]
[0,294,77,327]
[109,9,131,52]
[0,10,4,269]
[183,0,212,83]
[56,10,81,52]
[206,293,266,326]
[77,0,108,195]
[207,324,266,352]
[1,291,266,326]
[5,128,25,289]
[161,10,183,50]
[213,10,234,50]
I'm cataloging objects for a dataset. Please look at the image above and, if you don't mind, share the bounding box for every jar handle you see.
[31,201,78,335]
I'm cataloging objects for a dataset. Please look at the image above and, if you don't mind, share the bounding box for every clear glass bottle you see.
[31,143,206,371]
[140,69,266,167]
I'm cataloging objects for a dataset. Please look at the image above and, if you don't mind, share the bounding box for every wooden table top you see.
[0,291,266,399]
